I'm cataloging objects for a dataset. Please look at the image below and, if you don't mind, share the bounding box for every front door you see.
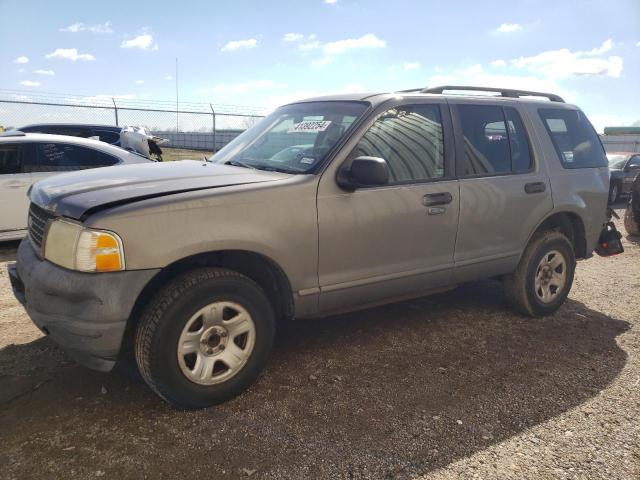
[317,102,459,313]
[0,143,31,233]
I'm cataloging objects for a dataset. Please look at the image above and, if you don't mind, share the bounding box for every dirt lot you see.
[0,212,638,479]
[162,147,213,162]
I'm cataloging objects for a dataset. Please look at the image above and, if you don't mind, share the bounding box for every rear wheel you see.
[135,267,275,409]
[504,231,576,317]
[609,183,619,204]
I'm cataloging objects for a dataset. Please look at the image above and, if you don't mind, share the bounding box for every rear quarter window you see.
[538,108,606,169]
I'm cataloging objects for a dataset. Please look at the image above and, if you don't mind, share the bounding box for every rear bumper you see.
[9,239,159,372]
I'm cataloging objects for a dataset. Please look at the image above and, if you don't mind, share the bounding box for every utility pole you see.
[175,58,179,132]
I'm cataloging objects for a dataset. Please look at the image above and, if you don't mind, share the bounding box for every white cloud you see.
[45,48,95,61]
[121,34,156,50]
[511,39,622,78]
[325,0,338,3]
[34,69,55,76]
[283,33,304,42]
[299,40,321,51]
[20,80,41,87]
[496,23,522,34]
[323,33,386,55]
[201,79,287,95]
[636,41,640,47]
[221,38,257,51]
[311,56,333,67]
[135,79,144,84]
[60,21,113,34]
[490,59,506,67]
[462,64,483,75]
[403,62,420,71]
[165,75,173,80]
[13,56,29,64]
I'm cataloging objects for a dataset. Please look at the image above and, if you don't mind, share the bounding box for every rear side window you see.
[458,105,532,176]
[539,108,606,168]
[0,145,22,174]
[94,129,121,144]
[351,104,445,184]
[33,143,119,172]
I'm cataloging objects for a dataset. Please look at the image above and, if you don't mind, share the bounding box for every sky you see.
[1,0,639,131]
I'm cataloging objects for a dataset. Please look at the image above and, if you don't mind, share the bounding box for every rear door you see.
[450,102,553,281]
[0,143,32,232]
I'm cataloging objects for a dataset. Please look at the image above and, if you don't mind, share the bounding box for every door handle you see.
[423,192,453,206]
[524,182,546,194]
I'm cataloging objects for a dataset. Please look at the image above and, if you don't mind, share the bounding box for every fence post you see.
[209,104,216,153]
[112,98,119,126]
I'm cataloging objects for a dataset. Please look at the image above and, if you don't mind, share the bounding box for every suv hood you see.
[30,160,291,219]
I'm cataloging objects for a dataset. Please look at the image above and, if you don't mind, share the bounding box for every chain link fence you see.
[0,89,265,151]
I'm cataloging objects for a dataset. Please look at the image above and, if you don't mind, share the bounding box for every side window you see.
[628,156,640,169]
[459,105,511,175]
[0,145,22,174]
[351,104,445,184]
[94,130,121,144]
[458,105,532,176]
[48,127,93,138]
[34,143,119,172]
[505,107,533,172]
[539,108,607,168]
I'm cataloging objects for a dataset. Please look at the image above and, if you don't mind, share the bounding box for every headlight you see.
[44,219,125,272]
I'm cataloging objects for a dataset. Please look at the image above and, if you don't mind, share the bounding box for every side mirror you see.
[337,156,390,190]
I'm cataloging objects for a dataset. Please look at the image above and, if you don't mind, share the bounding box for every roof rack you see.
[397,85,565,103]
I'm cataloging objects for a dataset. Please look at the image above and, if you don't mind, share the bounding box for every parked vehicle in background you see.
[17,123,168,161]
[119,125,167,161]
[19,123,123,145]
[624,174,640,236]
[607,152,640,203]
[8,86,619,409]
[0,132,150,241]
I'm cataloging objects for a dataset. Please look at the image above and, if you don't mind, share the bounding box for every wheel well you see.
[120,250,294,359]
[532,212,587,259]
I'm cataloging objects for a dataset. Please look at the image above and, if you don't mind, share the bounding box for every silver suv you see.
[9,86,619,409]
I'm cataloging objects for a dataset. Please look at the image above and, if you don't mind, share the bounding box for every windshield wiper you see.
[225,159,257,169]
[257,166,300,174]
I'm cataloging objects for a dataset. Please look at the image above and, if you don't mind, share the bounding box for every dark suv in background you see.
[18,124,122,146]
[607,152,640,202]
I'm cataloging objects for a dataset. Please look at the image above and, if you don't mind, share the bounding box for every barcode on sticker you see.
[288,120,332,133]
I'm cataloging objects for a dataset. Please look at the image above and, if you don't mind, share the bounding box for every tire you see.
[609,183,619,204]
[504,231,576,317]
[625,203,639,236]
[135,267,275,409]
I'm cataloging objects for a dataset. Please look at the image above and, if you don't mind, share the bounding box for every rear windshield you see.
[538,108,607,169]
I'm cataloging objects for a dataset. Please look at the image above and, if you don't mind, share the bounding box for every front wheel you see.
[504,231,576,317]
[135,267,275,409]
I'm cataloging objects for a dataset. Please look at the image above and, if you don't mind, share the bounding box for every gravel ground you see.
[0,212,638,479]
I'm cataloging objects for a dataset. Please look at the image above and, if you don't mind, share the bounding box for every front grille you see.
[28,203,56,251]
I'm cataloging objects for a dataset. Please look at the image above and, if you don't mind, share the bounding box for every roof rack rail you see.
[397,85,565,103]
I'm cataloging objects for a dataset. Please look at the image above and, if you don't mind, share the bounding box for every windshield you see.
[607,154,627,169]
[211,101,368,173]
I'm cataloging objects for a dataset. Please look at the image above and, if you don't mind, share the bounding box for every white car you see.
[0,132,151,241]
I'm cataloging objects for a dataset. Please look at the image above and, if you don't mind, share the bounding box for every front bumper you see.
[9,239,159,372]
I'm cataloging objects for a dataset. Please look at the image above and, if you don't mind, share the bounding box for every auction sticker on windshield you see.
[288,120,332,133]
